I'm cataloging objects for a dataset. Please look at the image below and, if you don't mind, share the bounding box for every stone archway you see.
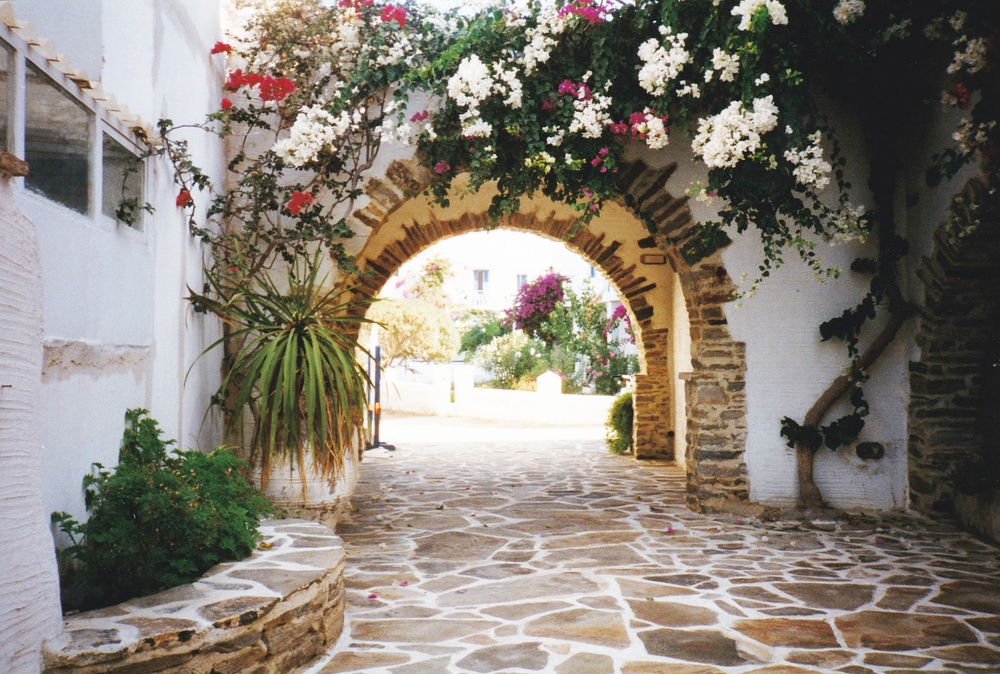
[909,177,1000,541]
[345,158,749,513]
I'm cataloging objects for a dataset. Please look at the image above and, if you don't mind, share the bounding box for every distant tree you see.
[367,299,460,367]
[458,309,510,356]
[397,256,454,310]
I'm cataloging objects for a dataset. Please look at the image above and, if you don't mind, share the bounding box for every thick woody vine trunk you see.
[795,108,914,509]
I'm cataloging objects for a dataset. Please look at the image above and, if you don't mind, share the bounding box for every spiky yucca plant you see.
[192,253,371,487]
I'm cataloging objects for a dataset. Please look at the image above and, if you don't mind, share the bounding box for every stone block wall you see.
[633,328,673,460]
[909,179,1000,525]
[42,520,345,674]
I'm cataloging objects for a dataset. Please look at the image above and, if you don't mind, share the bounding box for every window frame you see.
[1,22,148,231]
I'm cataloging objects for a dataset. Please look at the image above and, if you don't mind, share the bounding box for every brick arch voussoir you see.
[616,158,750,512]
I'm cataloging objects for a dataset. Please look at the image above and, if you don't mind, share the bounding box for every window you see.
[25,63,92,214]
[516,273,528,290]
[474,269,489,292]
[473,269,489,305]
[0,43,10,150]
[102,133,144,226]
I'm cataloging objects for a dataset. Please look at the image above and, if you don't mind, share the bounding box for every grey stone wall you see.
[43,520,346,674]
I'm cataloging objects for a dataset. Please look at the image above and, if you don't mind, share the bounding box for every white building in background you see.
[1,1,226,669]
[383,229,628,324]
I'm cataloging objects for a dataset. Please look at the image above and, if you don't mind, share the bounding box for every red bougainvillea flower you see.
[220,97,233,110]
[286,190,314,216]
[225,70,293,101]
[434,161,450,174]
[176,189,192,207]
[224,68,247,91]
[259,75,296,102]
[210,41,233,55]
[411,110,429,122]
[954,82,971,110]
[380,4,407,27]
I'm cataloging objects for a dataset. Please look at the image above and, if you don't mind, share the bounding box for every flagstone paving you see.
[304,415,1000,674]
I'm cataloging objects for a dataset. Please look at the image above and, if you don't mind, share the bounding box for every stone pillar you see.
[632,328,673,460]
[683,367,749,513]
[0,152,63,672]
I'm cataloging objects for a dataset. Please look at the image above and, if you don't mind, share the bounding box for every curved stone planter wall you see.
[42,520,345,674]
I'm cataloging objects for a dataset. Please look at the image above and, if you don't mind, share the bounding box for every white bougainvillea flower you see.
[784,131,832,190]
[692,95,779,168]
[732,0,788,31]
[833,0,865,26]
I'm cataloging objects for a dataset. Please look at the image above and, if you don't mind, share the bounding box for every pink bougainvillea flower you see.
[380,4,407,27]
[411,110,429,122]
[666,525,675,534]
[464,485,470,490]
[609,120,629,135]
[557,79,577,97]
[210,41,233,55]
[434,161,450,174]
[220,97,233,110]
[559,0,612,24]
[176,189,192,207]
[399,581,409,587]
[541,98,556,112]
[367,593,378,599]
[286,190,314,216]
[258,75,296,102]
[736,518,745,525]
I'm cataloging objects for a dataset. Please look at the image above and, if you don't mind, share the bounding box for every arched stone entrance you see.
[345,158,749,513]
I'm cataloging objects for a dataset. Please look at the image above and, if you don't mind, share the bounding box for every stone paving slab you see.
[304,416,1000,674]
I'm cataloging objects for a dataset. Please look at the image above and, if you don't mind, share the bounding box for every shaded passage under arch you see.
[345,158,750,513]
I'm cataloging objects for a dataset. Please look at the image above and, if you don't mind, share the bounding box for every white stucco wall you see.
[640,123,930,509]
[0,176,63,673]
[9,0,227,531]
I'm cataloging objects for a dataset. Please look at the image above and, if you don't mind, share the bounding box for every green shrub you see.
[52,409,271,610]
[459,309,510,356]
[473,330,547,389]
[606,392,634,455]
